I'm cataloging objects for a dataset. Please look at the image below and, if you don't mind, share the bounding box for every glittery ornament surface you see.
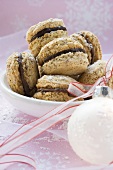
[68,97,113,165]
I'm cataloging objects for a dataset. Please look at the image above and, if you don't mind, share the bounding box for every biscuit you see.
[38,37,89,76]
[26,18,68,57]
[71,31,102,64]
[6,52,38,96]
[78,60,106,84]
[33,75,84,101]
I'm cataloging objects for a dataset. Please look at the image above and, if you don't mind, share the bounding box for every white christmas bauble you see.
[68,97,113,165]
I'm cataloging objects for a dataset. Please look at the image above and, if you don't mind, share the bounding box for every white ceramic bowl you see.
[0,72,84,117]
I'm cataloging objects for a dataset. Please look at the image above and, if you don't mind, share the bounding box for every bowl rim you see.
[0,72,84,106]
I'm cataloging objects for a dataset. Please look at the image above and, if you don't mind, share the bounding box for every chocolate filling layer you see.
[31,26,67,42]
[77,32,94,64]
[41,48,85,66]
[37,88,75,97]
[18,53,35,97]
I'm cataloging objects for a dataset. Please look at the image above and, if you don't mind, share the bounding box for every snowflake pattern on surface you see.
[27,0,45,7]
[57,0,113,41]
[0,126,88,170]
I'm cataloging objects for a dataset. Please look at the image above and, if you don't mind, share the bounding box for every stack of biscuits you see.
[6,18,108,102]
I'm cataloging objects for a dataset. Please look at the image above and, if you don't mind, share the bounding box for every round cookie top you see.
[78,60,106,84]
[36,75,75,89]
[38,37,86,66]
[36,75,85,92]
[26,18,66,43]
[76,30,102,64]
[7,52,35,62]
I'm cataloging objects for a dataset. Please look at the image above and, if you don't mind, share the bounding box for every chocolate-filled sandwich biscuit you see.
[33,75,84,101]
[70,31,102,64]
[26,18,68,57]
[6,52,38,96]
[38,37,89,76]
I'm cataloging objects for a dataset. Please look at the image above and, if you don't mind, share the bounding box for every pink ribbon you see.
[0,154,36,170]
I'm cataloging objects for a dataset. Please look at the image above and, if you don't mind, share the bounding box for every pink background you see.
[0,1,113,169]
[0,0,113,54]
